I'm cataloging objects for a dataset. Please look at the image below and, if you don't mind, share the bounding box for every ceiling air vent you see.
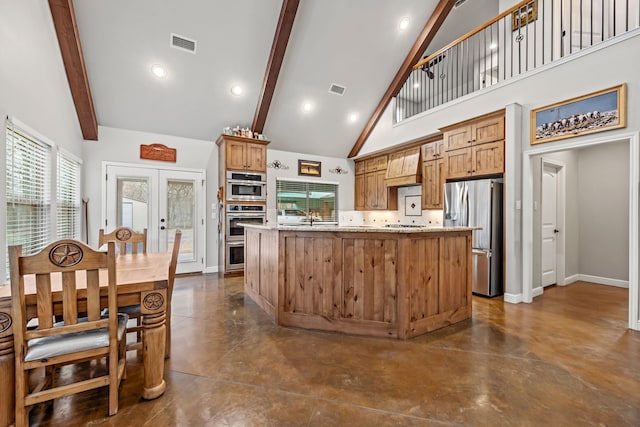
[170,33,196,54]
[328,83,346,96]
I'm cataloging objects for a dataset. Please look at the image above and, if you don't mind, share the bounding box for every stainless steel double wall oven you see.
[224,171,267,272]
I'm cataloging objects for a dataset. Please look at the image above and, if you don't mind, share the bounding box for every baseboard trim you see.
[503,293,523,304]
[563,274,580,285]
[532,286,544,298]
[571,274,629,288]
[204,266,219,274]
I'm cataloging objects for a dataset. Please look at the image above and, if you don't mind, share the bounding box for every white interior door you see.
[104,164,204,274]
[541,163,559,287]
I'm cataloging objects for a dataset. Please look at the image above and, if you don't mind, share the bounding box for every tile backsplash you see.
[340,186,443,226]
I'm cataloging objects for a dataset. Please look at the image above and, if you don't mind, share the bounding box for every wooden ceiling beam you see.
[252,0,300,134]
[347,0,456,158]
[49,0,98,140]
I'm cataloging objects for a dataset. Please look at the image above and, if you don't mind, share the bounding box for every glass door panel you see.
[159,170,203,274]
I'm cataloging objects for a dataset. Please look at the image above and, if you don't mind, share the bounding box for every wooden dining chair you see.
[98,227,147,254]
[9,240,127,427]
[98,227,147,352]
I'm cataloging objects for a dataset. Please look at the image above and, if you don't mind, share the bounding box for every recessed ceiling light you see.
[230,85,243,96]
[489,42,498,50]
[302,102,313,112]
[413,82,420,89]
[399,17,410,31]
[348,113,359,122]
[151,64,166,78]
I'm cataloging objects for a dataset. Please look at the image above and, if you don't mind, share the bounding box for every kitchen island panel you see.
[244,228,278,319]
[245,226,471,339]
[342,238,397,324]
[440,235,471,313]
[402,234,472,338]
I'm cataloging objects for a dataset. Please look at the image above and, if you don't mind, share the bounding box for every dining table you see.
[0,250,172,427]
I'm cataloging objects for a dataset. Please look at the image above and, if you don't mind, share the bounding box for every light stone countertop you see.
[241,223,478,233]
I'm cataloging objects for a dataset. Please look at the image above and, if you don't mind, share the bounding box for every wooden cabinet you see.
[441,112,505,179]
[354,155,397,211]
[443,114,504,151]
[421,140,445,210]
[224,139,267,172]
[422,157,445,210]
[472,140,504,176]
[421,139,444,160]
[355,174,365,210]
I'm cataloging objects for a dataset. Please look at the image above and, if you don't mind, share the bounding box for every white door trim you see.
[101,161,207,274]
[522,131,639,331]
[540,157,566,290]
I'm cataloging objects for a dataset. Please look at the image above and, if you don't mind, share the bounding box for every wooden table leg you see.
[0,310,15,427]
[140,290,167,400]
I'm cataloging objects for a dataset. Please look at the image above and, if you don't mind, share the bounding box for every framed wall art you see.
[530,83,626,145]
[512,0,538,31]
[298,159,321,177]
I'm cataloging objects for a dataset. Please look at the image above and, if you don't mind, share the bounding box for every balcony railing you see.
[394,0,640,122]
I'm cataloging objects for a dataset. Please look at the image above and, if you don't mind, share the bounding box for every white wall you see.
[0,0,86,278]
[82,126,216,263]
[577,141,629,280]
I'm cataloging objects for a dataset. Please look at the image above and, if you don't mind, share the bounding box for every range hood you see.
[385,147,422,187]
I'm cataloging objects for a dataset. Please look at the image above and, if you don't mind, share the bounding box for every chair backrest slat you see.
[62,271,79,325]
[35,273,53,329]
[86,269,102,321]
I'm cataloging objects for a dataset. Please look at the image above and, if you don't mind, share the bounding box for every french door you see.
[103,163,205,274]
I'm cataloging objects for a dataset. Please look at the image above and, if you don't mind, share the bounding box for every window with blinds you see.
[276,179,338,224]
[57,151,81,239]
[6,123,52,256]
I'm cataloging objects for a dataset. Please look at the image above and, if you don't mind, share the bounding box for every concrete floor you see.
[29,275,640,426]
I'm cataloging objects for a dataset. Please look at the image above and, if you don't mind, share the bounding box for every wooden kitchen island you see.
[243,224,474,339]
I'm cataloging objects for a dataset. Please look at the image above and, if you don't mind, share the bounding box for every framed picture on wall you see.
[530,83,627,145]
[512,0,538,31]
[298,159,321,177]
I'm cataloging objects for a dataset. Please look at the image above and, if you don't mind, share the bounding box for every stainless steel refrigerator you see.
[443,178,503,297]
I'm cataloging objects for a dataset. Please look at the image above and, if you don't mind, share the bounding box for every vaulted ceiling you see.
[63,0,496,158]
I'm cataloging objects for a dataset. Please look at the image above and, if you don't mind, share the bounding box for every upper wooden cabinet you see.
[440,112,505,179]
[421,139,446,210]
[421,139,444,160]
[355,173,365,210]
[442,113,505,151]
[217,135,269,173]
[354,155,397,211]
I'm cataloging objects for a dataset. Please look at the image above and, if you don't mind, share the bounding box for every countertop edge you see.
[241,224,479,233]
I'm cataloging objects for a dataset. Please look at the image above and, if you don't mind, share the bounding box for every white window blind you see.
[276,180,338,224]
[6,122,52,257]
[57,151,81,239]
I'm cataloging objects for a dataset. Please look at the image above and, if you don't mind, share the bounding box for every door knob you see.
[160,226,166,230]
[553,229,560,233]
